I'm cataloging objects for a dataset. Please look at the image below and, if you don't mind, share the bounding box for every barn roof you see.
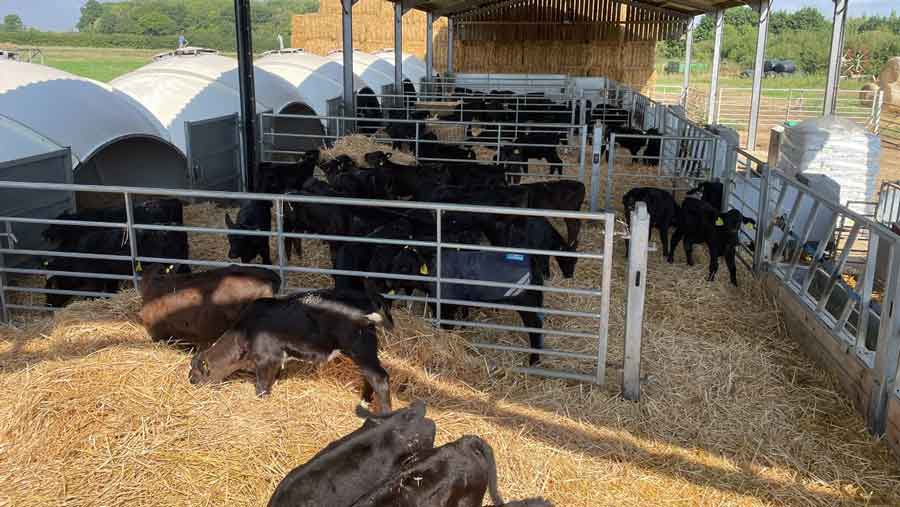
[397,0,748,19]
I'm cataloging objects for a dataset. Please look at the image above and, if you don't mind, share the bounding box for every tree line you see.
[0,0,320,52]
[659,7,900,77]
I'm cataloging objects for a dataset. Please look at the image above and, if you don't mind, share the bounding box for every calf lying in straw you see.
[188,288,393,412]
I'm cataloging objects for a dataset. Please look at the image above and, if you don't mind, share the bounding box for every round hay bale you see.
[880,56,900,113]
[859,81,880,108]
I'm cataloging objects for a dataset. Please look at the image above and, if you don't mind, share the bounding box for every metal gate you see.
[185,113,242,192]
[0,149,73,252]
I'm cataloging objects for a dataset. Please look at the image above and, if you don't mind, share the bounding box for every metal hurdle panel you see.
[258,112,592,202]
[0,179,644,389]
[748,169,900,434]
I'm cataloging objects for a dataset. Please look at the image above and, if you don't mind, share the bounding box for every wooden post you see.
[623,202,649,401]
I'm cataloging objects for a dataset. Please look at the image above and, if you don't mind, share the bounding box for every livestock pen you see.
[4,100,900,506]
[4,0,900,505]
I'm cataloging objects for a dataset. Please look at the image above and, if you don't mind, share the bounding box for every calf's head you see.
[189,330,251,386]
[224,213,262,263]
[356,400,436,453]
[556,239,580,279]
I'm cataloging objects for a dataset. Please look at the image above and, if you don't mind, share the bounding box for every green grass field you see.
[37,47,160,82]
[654,66,867,94]
[13,45,873,95]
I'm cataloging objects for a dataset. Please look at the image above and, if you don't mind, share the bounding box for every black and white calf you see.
[189,290,393,410]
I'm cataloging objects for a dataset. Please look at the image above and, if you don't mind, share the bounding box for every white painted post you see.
[707,9,724,124]
[747,0,770,149]
[623,202,649,401]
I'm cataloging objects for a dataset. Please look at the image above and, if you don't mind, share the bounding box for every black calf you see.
[667,197,756,286]
[225,200,272,264]
[622,187,678,258]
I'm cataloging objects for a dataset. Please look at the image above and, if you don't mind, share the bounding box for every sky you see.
[0,0,897,32]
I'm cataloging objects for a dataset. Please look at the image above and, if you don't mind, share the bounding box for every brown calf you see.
[138,264,281,349]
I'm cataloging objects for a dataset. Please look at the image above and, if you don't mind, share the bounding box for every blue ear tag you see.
[505,253,526,262]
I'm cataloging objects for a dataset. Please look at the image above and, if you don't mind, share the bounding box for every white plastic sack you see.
[775,116,880,215]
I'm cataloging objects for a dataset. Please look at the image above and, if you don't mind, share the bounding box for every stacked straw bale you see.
[292,0,658,93]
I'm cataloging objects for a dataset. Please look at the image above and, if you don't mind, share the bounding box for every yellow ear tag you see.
[746,223,755,230]
[135,262,142,273]
[715,217,725,226]
[43,260,49,267]
[165,264,175,274]
[388,290,396,295]
[419,264,429,275]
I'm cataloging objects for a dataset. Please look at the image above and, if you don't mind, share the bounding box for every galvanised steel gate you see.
[0,180,649,394]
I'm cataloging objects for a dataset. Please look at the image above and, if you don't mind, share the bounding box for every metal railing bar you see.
[0,216,127,229]
[509,366,598,384]
[815,222,860,315]
[0,248,133,262]
[471,342,595,360]
[0,267,133,281]
[2,286,115,299]
[438,241,604,260]
[433,319,597,339]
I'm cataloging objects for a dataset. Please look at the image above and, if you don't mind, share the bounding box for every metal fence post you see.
[578,116,588,183]
[275,198,286,293]
[0,222,8,323]
[872,90,884,133]
[435,208,442,326]
[590,123,603,212]
[605,133,616,210]
[623,202,649,401]
[868,240,900,435]
[595,212,615,384]
[753,162,771,274]
[123,192,140,291]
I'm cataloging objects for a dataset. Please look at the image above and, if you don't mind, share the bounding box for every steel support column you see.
[341,0,355,121]
[233,0,258,191]
[706,9,724,124]
[747,0,770,149]
[394,2,403,96]
[681,16,695,107]
[824,0,848,114]
[425,12,434,81]
[447,17,454,74]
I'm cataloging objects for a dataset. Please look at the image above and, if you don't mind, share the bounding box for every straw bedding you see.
[2,146,900,507]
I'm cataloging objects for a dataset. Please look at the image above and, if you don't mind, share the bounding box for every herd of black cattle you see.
[28,95,757,506]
